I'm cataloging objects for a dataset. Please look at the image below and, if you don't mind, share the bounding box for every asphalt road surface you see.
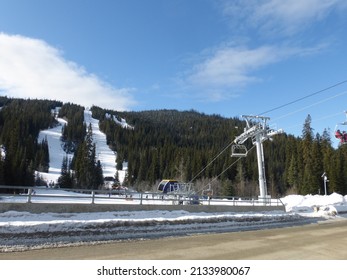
[1,218,347,260]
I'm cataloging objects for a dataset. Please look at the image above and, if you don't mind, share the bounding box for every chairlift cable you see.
[258,79,347,116]
[188,140,235,184]
[200,158,242,193]
[284,112,342,131]
[269,90,347,124]
[199,145,256,194]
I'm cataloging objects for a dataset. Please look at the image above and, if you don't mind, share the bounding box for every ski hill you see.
[37,109,126,186]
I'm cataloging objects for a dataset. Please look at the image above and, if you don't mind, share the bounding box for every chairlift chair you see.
[231,144,248,157]
[202,184,213,197]
[335,111,347,145]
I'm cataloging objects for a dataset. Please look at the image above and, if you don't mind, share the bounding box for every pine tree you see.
[35,137,50,172]
[94,160,104,189]
[321,128,334,191]
[235,161,246,196]
[330,149,344,193]
[114,171,120,186]
[221,179,234,196]
[312,135,323,193]
[58,155,74,188]
[116,153,123,170]
[73,123,103,189]
[300,115,316,194]
[287,154,299,190]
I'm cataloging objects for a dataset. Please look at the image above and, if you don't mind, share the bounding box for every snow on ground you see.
[1,191,347,252]
[282,192,347,215]
[105,112,134,129]
[37,117,72,183]
[84,110,126,181]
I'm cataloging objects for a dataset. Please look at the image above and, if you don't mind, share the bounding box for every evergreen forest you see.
[0,96,347,197]
[91,106,347,197]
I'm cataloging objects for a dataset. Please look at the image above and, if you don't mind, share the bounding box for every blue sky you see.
[1,0,347,144]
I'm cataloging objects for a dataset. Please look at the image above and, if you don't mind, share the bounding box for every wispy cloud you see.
[0,33,136,110]
[184,43,326,100]
[222,0,346,36]
[188,45,278,88]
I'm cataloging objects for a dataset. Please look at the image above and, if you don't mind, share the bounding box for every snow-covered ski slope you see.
[37,109,126,184]
[84,110,124,179]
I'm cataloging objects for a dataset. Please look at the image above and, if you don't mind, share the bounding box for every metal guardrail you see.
[0,185,284,207]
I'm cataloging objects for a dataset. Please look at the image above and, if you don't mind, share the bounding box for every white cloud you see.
[187,44,324,88]
[188,45,277,88]
[0,33,136,110]
[182,42,328,103]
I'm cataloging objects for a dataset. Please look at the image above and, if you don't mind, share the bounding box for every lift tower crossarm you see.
[234,125,258,144]
[241,115,270,127]
[234,115,270,145]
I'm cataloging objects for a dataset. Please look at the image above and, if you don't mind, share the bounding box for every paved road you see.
[1,218,347,260]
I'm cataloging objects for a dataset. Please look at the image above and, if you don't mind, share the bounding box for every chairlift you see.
[231,144,248,157]
[334,111,347,145]
[202,184,213,197]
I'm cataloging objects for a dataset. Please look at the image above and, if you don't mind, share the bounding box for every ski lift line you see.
[269,90,347,124]
[188,140,235,184]
[314,112,343,122]
[204,157,242,189]
[199,145,257,194]
[196,156,243,195]
[189,119,254,184]
[274,109,345,131]
[284,112,342,131]
[188,116,256,183]
[258,79,347,116]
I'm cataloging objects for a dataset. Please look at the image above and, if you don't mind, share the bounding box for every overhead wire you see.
[283,112,343,131]
[258,79,347,116]
[197,145,256,194]
[188,140,234,184]
[270,90,347,123]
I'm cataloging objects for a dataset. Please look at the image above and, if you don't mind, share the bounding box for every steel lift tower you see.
[232,115,283,203]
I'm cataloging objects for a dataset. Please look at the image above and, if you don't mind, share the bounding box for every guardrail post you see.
[27,188,32,203]
[140,193,143,205]
[91,191,95,204]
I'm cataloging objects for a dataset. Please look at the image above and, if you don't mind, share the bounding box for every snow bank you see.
[281,192,347,216]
